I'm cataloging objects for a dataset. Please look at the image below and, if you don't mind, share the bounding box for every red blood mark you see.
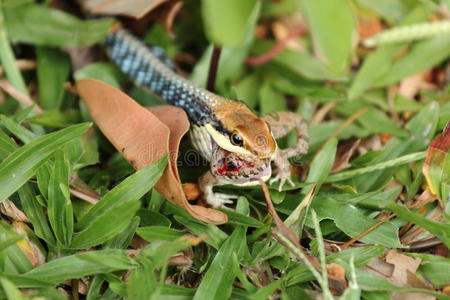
[216,158,244,175]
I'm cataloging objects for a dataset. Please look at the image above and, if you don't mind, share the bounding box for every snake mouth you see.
[210,145,272,186]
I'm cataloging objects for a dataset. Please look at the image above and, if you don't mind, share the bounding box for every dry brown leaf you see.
[358,15,383,40]
[331,139,361,173]
[76,78,227,224]
[385,250,434,300]
[398,71,435,99]
[164,1,183,39]
[79,0,169,19]
[12,221,46,267]
[0,199,29,222]
[326,263,348,294]
[168,253,192,267]
[385,249,421,286]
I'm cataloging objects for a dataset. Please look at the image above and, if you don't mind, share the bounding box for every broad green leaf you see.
[285,138,337,233]
[0,123,90,203]
[299,0,356,75]
[191,2,260,89]
[356,0,408,24]
[23,250,137,285]
[407,253,450,288]
[234,74,261,109]
[333,103,408,137]
[36,47,70,110]
[259,79,287,115]
[137,226,185,242]
[201,0,259,46]
[126,258,157,300]
[74,62,124,89]
[4,4,114,47]
[374,36,450,87]
[193,226,246,300]
[47,150,73,246]
[310,197,403,247]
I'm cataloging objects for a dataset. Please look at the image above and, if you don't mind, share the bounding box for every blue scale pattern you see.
[104,29,227,133]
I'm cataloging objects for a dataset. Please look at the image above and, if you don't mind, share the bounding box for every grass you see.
[0,0,449,299]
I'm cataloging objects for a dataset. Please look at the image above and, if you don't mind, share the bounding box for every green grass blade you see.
[18,183,55,245]
[0,123,91,203]
[47,150,73,247]
[23,249,138,285]
[326,151,426,182]
[70,156,167,249]
[193,226,246,300]
[75,156,167,230]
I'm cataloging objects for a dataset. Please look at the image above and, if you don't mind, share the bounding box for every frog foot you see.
[269,171,295,191]
[270,150,295,191]
[206,192,238,209]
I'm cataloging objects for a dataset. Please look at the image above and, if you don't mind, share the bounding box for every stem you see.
[0,1,29,95]
[206,45,221,92]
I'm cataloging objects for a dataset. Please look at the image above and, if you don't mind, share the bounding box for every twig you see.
[0,79,42,113]
[245,27,306,66]
[206,46,222,92]
[323,106,368,148]
[71,279,79,300]
[0,59,36,76]
[259,179,320,268]
[340,213,396,250]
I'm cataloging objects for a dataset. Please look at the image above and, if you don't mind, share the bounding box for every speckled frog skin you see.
[105,28,309,208]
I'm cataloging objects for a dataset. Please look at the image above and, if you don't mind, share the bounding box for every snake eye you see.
[230,132,243,146]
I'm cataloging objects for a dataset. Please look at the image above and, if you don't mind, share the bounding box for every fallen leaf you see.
[398,71,435,99]
[12,221,46,267]
[331,139,360,173]
[77,78,227,224]
[423,122,450,205]
[79,0,169,19]
[164,1,183,39]
[358,15,383,40]
[385,249,434,300]
[0,199,29,222]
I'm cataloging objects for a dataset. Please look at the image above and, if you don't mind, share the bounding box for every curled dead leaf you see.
[423,122,450,205]
[76,78,227,224]
[0,199,29,222]
[79,0,170,19]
